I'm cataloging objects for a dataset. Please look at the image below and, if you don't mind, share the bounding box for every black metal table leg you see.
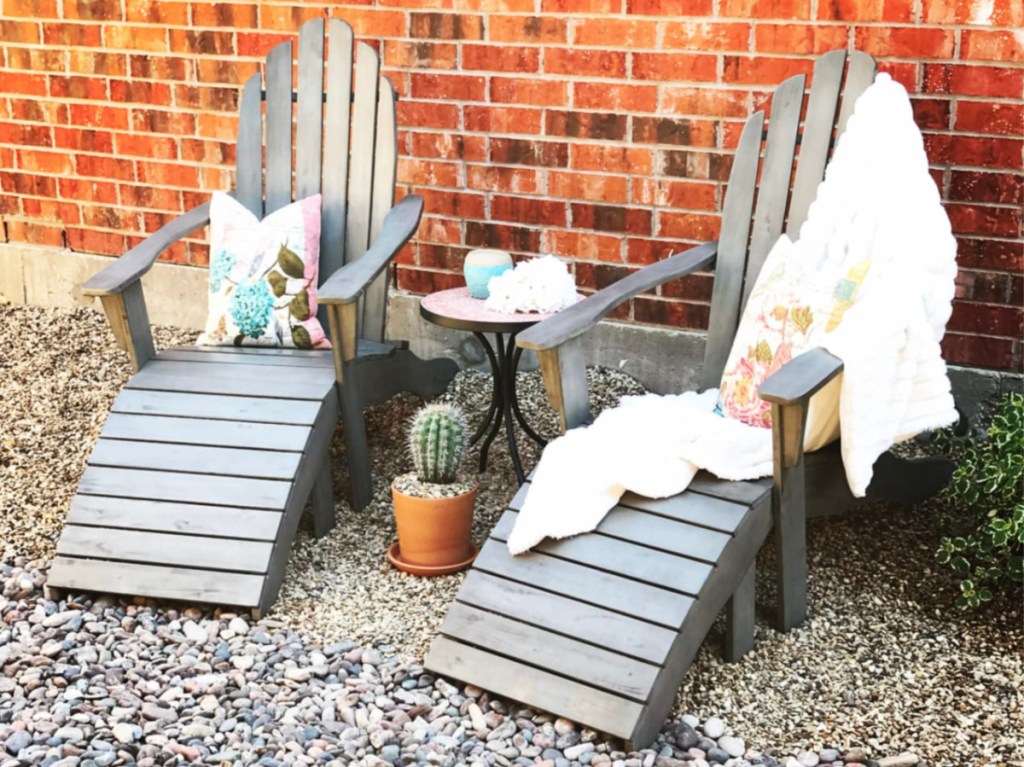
[477,333,506,472]
[467,330,549,485]
[503,332,525,484]
[509,344,548,447]
[469,332,501,448]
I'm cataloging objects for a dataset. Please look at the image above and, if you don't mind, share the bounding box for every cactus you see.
[408,404,467,484]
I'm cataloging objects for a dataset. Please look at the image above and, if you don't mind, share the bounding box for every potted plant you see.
[388,403,479,576]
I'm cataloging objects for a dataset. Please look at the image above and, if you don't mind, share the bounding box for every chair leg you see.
[725,562,755,662]
[339,381,373,511]
[311,459,335,538]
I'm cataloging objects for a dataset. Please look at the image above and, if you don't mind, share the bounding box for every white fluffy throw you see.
[805,74,959,495]
[508,74,959,555]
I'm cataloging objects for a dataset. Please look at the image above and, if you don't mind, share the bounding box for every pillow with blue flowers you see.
[197,192,331,349]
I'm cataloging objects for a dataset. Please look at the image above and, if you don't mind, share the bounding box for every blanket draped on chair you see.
[508,74,959,556]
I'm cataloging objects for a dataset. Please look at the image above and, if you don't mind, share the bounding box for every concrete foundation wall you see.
[2,243,1018,426]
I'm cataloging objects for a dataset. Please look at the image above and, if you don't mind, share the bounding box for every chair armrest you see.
[319,195,424,306]
[517,240,718,352]
[759,347,844,406]
[82,202,212,296]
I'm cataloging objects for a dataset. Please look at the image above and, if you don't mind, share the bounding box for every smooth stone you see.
[285,668,311,683]
[718,738,745,759]
[181,724,215,739]
[668,723,699,750]
[707,748,730,764]
[798,753,820,767]
[228,618,248,634]
[4,732,31,755]
[182,621,207,644]
[43,611,80,628]
[111,724,140,744]
[141,703,176,722]
[565,743,595,760]
[488,721,517,742]
[701,718,725,740]
[819,752,840,763]
[232,656,255,672]
[556,732,580,750]
[681,716,699,729]
[843,750,869,763]
[55,727,84,743]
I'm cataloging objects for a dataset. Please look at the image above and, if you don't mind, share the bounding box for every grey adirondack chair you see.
[45,17,458,616]
[426,50,954,748]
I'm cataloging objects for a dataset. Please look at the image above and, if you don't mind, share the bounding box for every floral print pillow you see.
[198,192,330,349]
[718,235,833,432]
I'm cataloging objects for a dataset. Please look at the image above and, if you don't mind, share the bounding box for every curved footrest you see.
[425,473,772,748]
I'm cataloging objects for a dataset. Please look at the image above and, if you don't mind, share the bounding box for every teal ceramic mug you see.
[464,249,513,299]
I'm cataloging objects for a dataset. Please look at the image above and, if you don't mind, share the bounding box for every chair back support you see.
[235,18,398,343]
[700,50,877,389]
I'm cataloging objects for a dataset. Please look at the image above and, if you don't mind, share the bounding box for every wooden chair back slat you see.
[295,18,325,201]
[236,74,264,217]
[837,52,878,138]
[741,73,806,311]
[786,50,847,237]
[362,75,398,343]
[320,18,355,287]
[699,111,764,390]
[264,41,294,215]
[345,43,382,269]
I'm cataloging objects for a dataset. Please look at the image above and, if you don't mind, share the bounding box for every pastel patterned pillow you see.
[198,192,330,349]
[718,235,841,451]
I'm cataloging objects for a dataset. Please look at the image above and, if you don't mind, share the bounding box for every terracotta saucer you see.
[387,541,479,576]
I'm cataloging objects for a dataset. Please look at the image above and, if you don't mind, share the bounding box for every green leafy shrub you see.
[935,392,1024,608]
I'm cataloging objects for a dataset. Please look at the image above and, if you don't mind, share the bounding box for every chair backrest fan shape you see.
[235,18,399,344]
[699,50,877,390]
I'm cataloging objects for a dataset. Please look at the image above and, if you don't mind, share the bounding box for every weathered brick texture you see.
[0,0,1021,370]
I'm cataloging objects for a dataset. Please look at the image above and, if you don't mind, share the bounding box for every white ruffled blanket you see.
[507,74,959,556]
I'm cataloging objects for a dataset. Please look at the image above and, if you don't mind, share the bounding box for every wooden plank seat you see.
[427,474,771,747]
[426,49,955,748]
[46,17,459,614]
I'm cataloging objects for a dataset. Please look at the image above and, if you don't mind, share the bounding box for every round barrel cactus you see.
[409,404,467,484]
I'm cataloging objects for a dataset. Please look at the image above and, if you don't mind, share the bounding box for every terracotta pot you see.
[391,481,478,573]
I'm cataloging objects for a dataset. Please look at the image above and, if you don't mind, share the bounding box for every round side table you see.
[420,287,563,484]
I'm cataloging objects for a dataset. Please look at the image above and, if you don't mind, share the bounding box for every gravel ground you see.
[2,303,1022,767]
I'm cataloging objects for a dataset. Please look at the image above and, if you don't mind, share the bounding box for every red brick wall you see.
[0,1,1021,371]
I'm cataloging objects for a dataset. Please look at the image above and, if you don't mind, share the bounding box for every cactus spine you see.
[409,404,467,484]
